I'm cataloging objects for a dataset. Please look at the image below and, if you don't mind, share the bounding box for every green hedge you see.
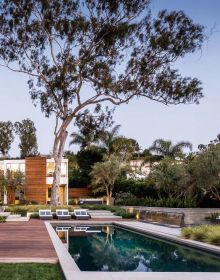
[114,177,157,198]
[115,192,197,208]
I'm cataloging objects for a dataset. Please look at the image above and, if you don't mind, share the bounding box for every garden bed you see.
[181,225,220,246]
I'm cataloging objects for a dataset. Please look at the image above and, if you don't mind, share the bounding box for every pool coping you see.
[45,221,220,280]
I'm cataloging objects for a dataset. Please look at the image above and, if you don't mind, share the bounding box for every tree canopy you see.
[0,121,14,157]
[149,139,192,159]
[0,0,204,205]
[14,119,39,158]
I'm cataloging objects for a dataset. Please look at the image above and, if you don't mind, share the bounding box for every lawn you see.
[0,263,64,280]
[181,225,220,246]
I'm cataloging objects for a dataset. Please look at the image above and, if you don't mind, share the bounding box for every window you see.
[7,163,19,172]
[61,162,67,177]
[47,162,67,177]
[6,163,25,173]
[47,163,55,177]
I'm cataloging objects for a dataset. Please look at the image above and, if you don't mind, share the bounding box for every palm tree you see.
[69,131,95,150]
[149,139,192,159]
[98,125,121,155]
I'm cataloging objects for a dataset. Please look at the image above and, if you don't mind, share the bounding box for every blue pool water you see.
[57,225,220,272]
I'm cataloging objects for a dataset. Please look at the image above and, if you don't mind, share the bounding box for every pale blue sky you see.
[0,0,219,156]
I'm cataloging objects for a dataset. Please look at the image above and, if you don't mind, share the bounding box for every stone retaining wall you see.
[124,206,220,225]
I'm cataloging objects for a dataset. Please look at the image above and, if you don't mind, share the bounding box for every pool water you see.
[63,225,220,272]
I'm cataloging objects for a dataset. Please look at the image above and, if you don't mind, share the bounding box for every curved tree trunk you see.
[51,129,68,206]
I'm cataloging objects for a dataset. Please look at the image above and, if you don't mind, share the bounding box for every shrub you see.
[115,193,197,208]
[30,200,38,205]
[181,225,220,245]
[68,199,77,205]
[5,205,77,215]
[0,216,6,223]
[30,213,39,219]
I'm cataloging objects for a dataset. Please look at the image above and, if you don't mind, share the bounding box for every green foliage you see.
[69,168,90,188]
[151,157,190,198]
[14,119,38,158]
[68,198,77,205]
[115,193,196,208]
[0,169,25,199]
[5,205,77,215]
[70,148,104,187]
[30,213,39,219]
[0,0,204,205]
[90,155,128,201]
[188,143,220,201]
[149,139,192,159]
[0,263,64,280]
[0,216,6,223]
[0,121,14,157]
[114,177,157,198]
[181,225,220,246]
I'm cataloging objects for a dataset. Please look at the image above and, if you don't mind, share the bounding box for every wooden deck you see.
[0,220,58,263]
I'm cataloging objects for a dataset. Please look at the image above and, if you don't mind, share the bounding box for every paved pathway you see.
[116,221,181,237]
[0,220,58,263]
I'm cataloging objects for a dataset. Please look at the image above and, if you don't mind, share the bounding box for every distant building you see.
[128,158,151,179]
[0,157,68,205]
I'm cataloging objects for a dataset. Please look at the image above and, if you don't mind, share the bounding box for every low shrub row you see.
[115,192,197,208]
[181,225,220,246]
[5,205,77,216]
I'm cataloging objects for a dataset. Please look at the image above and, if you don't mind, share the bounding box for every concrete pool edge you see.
[45,221,220,280]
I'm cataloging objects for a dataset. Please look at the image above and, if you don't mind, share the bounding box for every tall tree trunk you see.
[51,129,68,205]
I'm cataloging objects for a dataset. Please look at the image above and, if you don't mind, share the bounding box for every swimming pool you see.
[55,225,220,272]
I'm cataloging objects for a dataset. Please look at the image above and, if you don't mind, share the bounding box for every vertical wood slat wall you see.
[25,157,46,204]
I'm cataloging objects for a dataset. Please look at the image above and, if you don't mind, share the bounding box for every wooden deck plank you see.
[0,220,58,262]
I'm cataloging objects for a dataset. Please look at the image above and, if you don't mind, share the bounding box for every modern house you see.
[0,157,68,205]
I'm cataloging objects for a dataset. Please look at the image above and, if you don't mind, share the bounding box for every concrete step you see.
[91,216,122,219]
[6,215,29,222]
[0,212,11,217]
[7,214,21,218]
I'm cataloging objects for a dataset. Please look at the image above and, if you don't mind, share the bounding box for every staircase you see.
[88,210,122,219]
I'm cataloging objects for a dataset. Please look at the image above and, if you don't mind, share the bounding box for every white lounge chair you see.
[56,209,71,220]
[73,209,91,220]
[39,209,53,220]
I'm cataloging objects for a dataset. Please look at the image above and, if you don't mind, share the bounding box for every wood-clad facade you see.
[25,157,47,204]
[0,157,68,205]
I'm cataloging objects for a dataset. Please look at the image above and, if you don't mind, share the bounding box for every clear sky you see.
[0,0,220,156]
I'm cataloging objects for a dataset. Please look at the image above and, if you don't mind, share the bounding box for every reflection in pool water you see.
[56,225,220,272]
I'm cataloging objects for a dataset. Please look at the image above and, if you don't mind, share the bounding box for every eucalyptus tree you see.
[14,119,39,158]
[149,139,192,159]
[0,121,14,157]
[0,0,204,205]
